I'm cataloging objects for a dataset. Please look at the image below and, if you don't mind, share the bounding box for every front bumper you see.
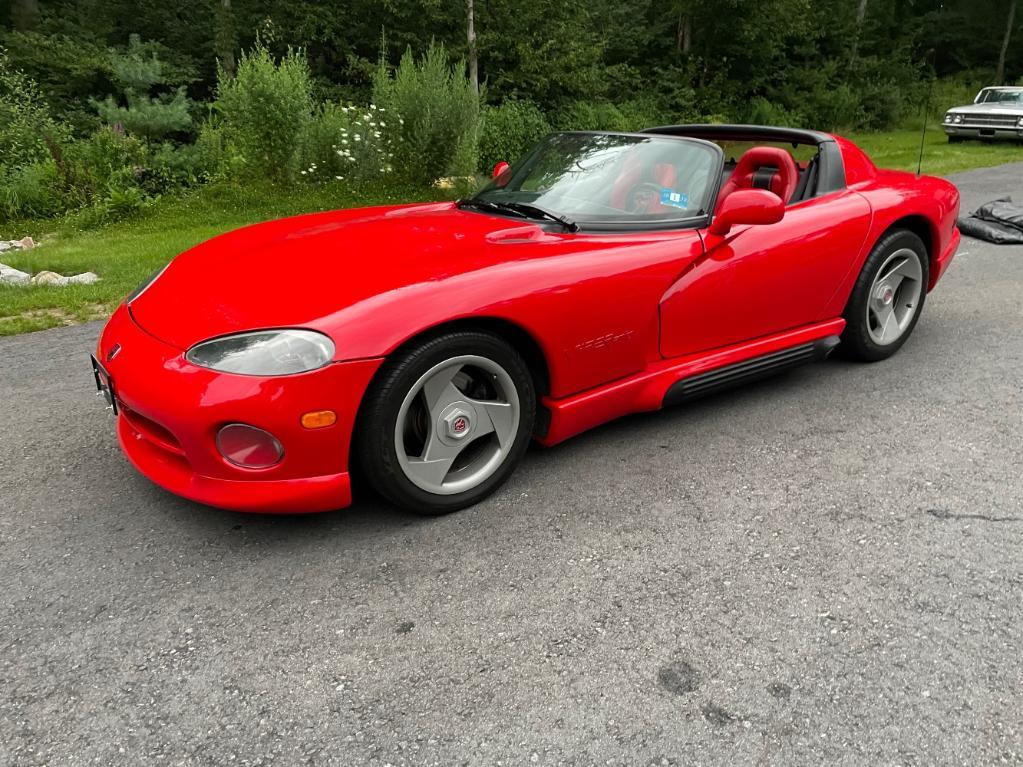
[930,227,960,290]
[97,305,382,513]
[944,125,1023,140]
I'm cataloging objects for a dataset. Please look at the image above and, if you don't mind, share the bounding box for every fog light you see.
[301,410,337,429]
[216,423,283,468]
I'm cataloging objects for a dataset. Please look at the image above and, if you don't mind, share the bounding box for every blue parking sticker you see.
[660,189,690,209]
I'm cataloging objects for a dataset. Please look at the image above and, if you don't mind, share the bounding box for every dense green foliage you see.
[92,35,193,141]
[0,0,1021,226]
[372,44,481,184]
[479,99,551,171]
[216,44,313,180]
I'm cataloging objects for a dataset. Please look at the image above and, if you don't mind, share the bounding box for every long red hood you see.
[130,202,578,350]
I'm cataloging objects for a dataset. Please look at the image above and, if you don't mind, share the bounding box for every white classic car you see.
[943,87,1023,142]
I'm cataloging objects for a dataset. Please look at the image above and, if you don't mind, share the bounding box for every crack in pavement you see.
[926,508,1022,523]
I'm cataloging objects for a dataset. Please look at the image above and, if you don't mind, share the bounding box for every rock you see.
[65,272,100,285]
[0,262,32,284]
[31,271,69,286]
[2,262,101,287]
[0,237,35,252]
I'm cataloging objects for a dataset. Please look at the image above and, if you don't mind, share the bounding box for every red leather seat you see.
[715,147,798,215]
[652,163,678,188]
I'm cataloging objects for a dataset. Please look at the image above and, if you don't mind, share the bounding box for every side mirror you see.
[708,189,785,236]
[492,161,511,180]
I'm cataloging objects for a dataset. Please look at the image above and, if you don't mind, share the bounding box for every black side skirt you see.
[662,335,840,408]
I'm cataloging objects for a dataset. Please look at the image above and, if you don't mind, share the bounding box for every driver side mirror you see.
[708,189,785,236]
[492,161,511,187]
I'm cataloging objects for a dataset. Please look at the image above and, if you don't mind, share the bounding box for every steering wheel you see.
[625,182,664,214]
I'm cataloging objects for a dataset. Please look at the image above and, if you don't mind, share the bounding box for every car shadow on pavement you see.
[124,349,898,545]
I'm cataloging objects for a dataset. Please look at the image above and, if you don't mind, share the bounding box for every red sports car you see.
[92,125,960,515]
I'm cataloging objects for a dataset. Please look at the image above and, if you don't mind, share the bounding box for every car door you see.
[658,189,872,359]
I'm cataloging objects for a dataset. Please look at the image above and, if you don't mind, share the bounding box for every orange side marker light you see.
[301,410,337,429]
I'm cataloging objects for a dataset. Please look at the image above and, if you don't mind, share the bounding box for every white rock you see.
[19,236,35,249]
[31,270,69,286]
[65,272,100,285]
[0,262,32,284]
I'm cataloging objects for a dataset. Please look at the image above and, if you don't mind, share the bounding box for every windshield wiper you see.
[500,202,579,232]
[457,198,579,232]
[456,198,527,218]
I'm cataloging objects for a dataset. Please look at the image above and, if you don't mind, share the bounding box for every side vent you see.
[663,335,840,407]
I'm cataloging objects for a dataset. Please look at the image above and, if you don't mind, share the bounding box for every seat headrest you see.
[653,163,678,188]
[715,146,799,213]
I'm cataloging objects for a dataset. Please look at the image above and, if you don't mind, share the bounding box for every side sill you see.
[662,335,840,408]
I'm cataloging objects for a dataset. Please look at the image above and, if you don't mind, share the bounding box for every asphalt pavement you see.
[2,163,1022,766]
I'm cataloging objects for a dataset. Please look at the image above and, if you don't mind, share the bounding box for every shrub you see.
[296,102,396,183]
[0,48,62,177]
[43,126,147,214]
[478,99,551,173]
[0,31,111,135]
[216,44,314,181]
[744,97,803,128]
[372,43,481,185]
[0,160,63,220]
[92,36,193,142]
[551,101,629,132]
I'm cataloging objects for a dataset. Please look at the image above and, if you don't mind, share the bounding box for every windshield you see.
[977,88,1023,104]
[471,133,721,227]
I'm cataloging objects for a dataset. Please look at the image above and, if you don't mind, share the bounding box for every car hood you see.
[129,202,576,350]
[949,103,1023,116]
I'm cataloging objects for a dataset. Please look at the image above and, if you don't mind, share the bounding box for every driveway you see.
[2,163,1022,766]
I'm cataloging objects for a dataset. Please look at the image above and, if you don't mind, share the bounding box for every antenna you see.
[916,53,936,176]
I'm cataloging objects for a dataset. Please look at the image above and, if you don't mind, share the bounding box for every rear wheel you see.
[840,228,928,362]
[356,331,536,515]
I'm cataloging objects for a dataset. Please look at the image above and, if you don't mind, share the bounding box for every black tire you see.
[948,135,966,144]
[839,228,929,362]
[355,331,536,515]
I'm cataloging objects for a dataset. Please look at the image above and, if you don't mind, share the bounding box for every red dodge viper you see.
[93,125,961,515]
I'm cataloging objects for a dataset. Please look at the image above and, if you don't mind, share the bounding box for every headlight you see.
[944,112,954,123]
[1017,117,1023,127]
[186,329,335,376]
[126,264,168,304]
[953,114,964,124]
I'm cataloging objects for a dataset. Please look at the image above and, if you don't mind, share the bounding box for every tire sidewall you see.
[841,229,929,362]
[357,332,536,514]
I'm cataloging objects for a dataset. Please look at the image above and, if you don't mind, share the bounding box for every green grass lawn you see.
[2,125,1022,337]
[848,126,1023,176]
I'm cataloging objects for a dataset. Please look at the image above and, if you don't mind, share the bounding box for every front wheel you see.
[839,228,929,362]
[355,331,536,515]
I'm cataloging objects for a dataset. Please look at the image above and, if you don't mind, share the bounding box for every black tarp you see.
[958,197,1023,244]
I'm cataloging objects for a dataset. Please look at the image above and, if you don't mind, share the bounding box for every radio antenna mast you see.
[916,73,933,176]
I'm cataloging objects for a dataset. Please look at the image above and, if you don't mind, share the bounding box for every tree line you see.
[2,0,1020,136]
[1,0,1020,224]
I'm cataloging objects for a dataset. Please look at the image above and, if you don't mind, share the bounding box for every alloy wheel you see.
[394,355,521,495]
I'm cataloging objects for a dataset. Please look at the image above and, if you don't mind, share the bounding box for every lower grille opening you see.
[121,405,184,457]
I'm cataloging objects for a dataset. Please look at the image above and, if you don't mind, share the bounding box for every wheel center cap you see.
[440,402,476,442]
[878,285,895,305]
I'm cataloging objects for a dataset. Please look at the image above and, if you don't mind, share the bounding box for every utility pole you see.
[996,0,1017,84]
